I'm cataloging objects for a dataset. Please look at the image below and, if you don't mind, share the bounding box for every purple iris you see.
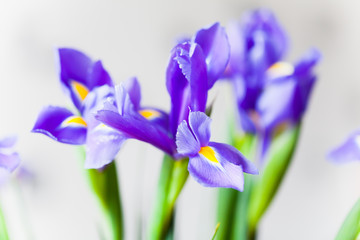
[0,135,20,172]
[97,22,231,158]
[224,9,320,157]
[224,8,289,133]
[176,111,258,191]
[32,48,124,169]
[166,22,230,136]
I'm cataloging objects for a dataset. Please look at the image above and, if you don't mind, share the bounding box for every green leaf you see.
[148,155,189,240]
[335,198,360,240]
[0,203,9,240]
[78,147,123,240]
[248,124,301,236]
[212,223,221,240]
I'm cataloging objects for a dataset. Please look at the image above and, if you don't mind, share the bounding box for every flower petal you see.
[188,111,211,147]
[209,142,258,174]
[188,151,245,191]
[123,77,141,110]
[96,110,176,156]
[0,152,20,172]
[0,135,17,149]
[193,22,230,88]
[32,106,87,145]
[84,124,126,169]
[176,120,200,156]
[57,48,113,111]
[328,131,360,163]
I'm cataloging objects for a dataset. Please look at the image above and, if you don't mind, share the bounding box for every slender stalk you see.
[0,202,9,240]
[78,148,123,240]
[87,162,123,240]
[148,155,189,240]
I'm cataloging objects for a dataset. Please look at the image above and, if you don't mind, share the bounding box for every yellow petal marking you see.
[267,62,294,79]
[199,146,219,163]
[62,116,87,127]
[71,81,89,101]
[139,109,161,120]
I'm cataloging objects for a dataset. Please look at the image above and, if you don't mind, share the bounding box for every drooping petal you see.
[84,124,126,169]
[123,77,141,110]
[176,120,200,156]
[32,106,87,145]
[138,107,169,131]
[209,142,258,174]
[0,152,20,172]
[193,22,230,88]
[328,131,360,163]
[188,150,245,191]
[188,111,211,147]
[96,110,177,156]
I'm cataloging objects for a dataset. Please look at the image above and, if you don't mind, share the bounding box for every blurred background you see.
[0,0,359,239]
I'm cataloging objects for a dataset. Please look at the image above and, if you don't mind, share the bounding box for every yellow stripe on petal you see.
[71,80,89,102]
[199,146,219,163]
[139,109,161,120]
[267,62,294,79]
[62,116,87,127]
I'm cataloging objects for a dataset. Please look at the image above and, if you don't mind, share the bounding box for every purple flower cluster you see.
[32,10,320,191]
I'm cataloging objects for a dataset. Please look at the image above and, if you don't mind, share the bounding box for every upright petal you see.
[176,120,200,156]
[188,111,211,147]
[328,131,360,163]
[32,106,87,145]
[123,77,141,110]
[193,22,230,88]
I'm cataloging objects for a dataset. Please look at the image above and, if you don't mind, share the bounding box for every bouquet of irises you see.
[0,8,359,240]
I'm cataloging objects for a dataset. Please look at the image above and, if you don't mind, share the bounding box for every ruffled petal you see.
[0,152,20,172]
[84,124,126,169]
[176,120,200,156]
[188,111,211,147]
[328,131,360,163]
[193,22,230,88]
[32,106,87,145]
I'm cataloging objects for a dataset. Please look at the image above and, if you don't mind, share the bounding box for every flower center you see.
[139,109,161,120]
[199,146,218,163]
[71,81,89,102]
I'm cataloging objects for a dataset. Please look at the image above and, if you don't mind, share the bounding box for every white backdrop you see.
[0,0,359,239]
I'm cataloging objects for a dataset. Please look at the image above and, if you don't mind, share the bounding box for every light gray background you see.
[0,0,359,239]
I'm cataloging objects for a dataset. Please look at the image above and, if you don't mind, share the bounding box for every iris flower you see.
[224,9,321,158]
[0,135,20,172]
[32,48,124,169]
[97,23,257,190]
[176,111,258,191]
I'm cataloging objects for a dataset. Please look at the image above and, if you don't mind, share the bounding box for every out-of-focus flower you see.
[176,111,257,191]
[32,48,124,169]
[224,9,321,158]
[328,130,360,163]
[0,135,20,172]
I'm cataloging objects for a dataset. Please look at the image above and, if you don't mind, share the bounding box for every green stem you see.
[148,155,189,240]
[87,161,123,240]
[0,202,9,240]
